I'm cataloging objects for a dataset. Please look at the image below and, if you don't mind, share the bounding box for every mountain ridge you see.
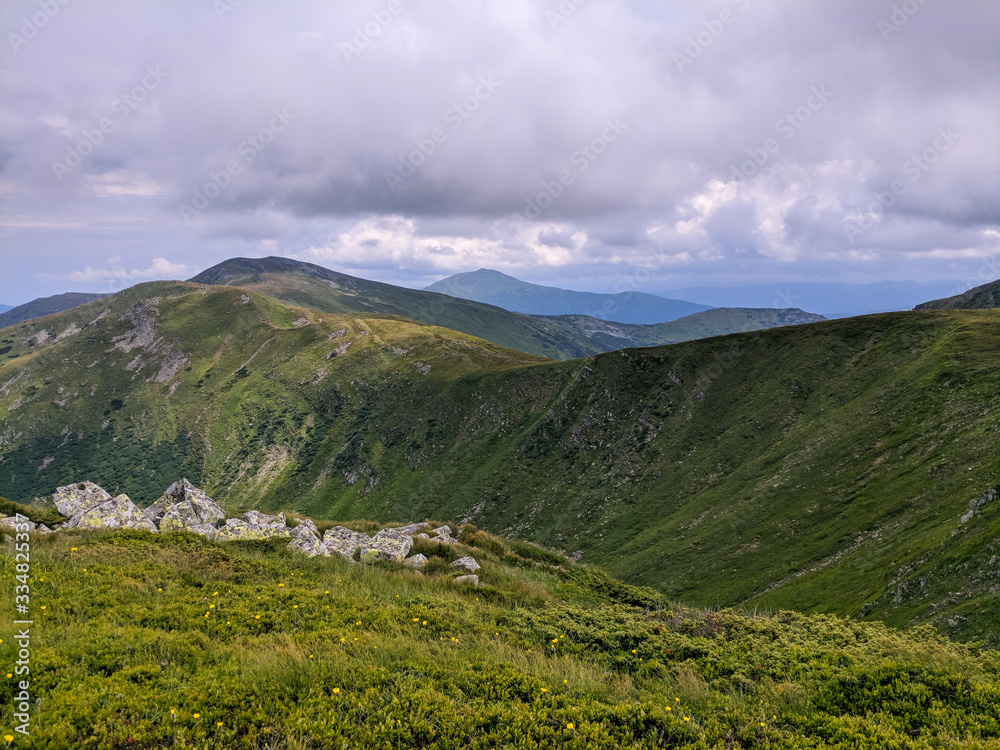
[915,278,1000,310]
[0,291,109,329]
[189,257,823,358]
[425,267,711,324]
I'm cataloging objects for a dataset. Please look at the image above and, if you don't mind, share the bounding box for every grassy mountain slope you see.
[916,278,1000,310]
[190,256,600,359]
[190,257,818,358]
[542,308,824,349]
[425,268,711,323]
[1,285,999,644]
[3,520,1000,748]
[0,292,109,329]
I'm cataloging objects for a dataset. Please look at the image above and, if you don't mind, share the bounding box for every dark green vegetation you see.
[425,267,710,323]
[1,281,999,645]
[3,522,1000,748]
[0,292,109,329]
[189,257,821,358]
[916,278,1000,311]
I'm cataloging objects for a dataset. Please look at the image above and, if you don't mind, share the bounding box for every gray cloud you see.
[0,0,997,304]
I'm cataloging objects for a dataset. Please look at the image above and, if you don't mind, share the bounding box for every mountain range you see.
[424,268,710,323]
[0,291,109,329]
[659,280,965,318]
[2,266,999,644]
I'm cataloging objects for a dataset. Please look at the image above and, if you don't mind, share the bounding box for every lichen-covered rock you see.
[145,479,224,528]
[453,574,479,586]
[214,518,270,541]
[0,516,35,532]
[395,522,431,535]
[287,522,329,557]
[450,556,480,573]
[404,553,428,569]
[54,481,111,522]
[323,526,370,562]
[185,523,218,540]
[243,510,287,529]
[430,525,455,544]
[36,524,53,534]
[76,494,157,532]
[359,527,413,564]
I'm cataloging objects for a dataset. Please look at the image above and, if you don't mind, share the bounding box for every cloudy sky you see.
[0,0,997,305]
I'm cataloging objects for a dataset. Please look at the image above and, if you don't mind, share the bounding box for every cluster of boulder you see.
[0,479,480,583]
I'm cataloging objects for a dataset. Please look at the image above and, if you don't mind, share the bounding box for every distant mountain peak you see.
[426,269,712,324]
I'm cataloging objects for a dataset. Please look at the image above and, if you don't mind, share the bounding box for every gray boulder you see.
[323,526,370,562]
[431,525,455,544]
[403,553,428,569]
[54,481,111,522]
[359,527,413,563]
[453,574,479,586]
[0,516,35,532]
[450,556,481,573]
[287,520,329,557]
[145,479,225,528]
[215,518,270,541]
[395,522,431,535]
[185,523,219,540]
[75,494,157,532]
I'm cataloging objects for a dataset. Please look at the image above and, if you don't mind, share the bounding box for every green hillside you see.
[2,518,1000,748]
[1,284,999,645]
[916,278,1000,310]
[189,257,821,358]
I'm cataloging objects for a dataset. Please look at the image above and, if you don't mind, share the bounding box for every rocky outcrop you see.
[450,556,480,573]
[54,481,111,524]
[323,526,370,562]
[962,488,997,524]
[27,481,481,577]
[287,519,329,557]
[430,525,455,544]
[359,527,413,563]
[146,479,225,529]
[75,494,157,532]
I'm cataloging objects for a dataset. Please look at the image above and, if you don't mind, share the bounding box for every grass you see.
[3,520,1000,748]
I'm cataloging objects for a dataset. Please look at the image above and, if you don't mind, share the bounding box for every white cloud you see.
[40,257,190,284]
